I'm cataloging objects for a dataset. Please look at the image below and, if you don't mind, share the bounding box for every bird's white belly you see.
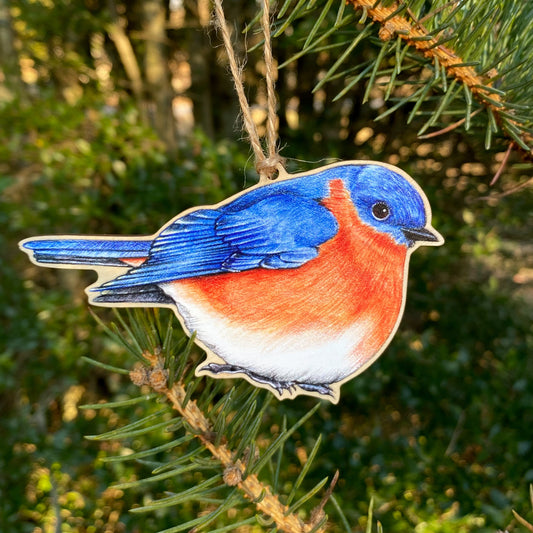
[162,283,373,385]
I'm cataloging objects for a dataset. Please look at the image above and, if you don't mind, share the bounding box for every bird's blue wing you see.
[216,193,338,270]
[97,192,338,290]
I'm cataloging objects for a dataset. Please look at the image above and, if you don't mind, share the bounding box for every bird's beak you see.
[402,226,443,245]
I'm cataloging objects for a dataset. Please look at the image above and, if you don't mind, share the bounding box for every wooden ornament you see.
[20,161,443,403]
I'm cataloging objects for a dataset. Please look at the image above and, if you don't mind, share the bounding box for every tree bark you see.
[142,0,176,150]
[184,0,215,138]
[0,0,23,94]
[107,0,144,105]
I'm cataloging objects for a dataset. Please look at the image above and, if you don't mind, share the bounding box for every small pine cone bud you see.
[142,350,157,365]
[242,446,260,465]
[378,23,395,41]
[149,367,169,392]
[223,464,242,487]
[309,508,326,528]
[130,365,150,386]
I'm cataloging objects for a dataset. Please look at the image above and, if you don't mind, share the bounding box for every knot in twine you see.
[256,154,286,181]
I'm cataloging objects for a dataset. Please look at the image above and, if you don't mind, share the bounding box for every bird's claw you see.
[295,382,333,396]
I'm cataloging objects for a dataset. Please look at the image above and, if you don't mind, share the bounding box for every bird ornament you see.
[20,161,443,403]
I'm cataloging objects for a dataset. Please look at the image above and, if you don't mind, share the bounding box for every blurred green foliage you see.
[1,1,532,532]
[1,90,253,531]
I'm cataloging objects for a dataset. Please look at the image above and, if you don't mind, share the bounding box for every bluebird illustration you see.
[20,161,443,402]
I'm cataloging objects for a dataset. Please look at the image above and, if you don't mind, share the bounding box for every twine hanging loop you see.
[213,0,284,181]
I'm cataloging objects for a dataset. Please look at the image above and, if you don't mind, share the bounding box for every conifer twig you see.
[490,142,513,186]
[134,351,327,533]
[418,109,482,140]
[476,175,533,201]
[346,0,533,159]
[309,470,339,528]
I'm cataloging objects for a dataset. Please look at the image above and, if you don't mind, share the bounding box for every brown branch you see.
[132,353,326,533]
[477,176,533,201]
[418,108,482,139]
[512,510,533,533]
[309,470,339,528]
[490,142,513,186]
[107,22,144,102]
[347,0,498,97]
[346,0,533,159]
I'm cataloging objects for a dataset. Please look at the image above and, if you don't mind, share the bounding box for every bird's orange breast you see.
[173,179,407,359]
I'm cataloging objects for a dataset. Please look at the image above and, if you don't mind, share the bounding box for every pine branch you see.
[346,1,495,99]
[270,0,533,188]
[345,0,533,158]
[134,348,328,533]
[88,310,337,532]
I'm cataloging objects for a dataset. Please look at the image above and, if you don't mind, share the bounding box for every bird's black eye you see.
[371,201,390,220]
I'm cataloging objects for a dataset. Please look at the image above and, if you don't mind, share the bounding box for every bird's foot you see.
[200,363,297,395]
[200,363,333,398]
[295,382,334,397]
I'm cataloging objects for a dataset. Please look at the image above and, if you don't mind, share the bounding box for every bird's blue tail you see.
[20,237,174,305]
[20,238,151,267]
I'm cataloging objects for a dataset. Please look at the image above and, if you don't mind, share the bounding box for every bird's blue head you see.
[336,163,443,248]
